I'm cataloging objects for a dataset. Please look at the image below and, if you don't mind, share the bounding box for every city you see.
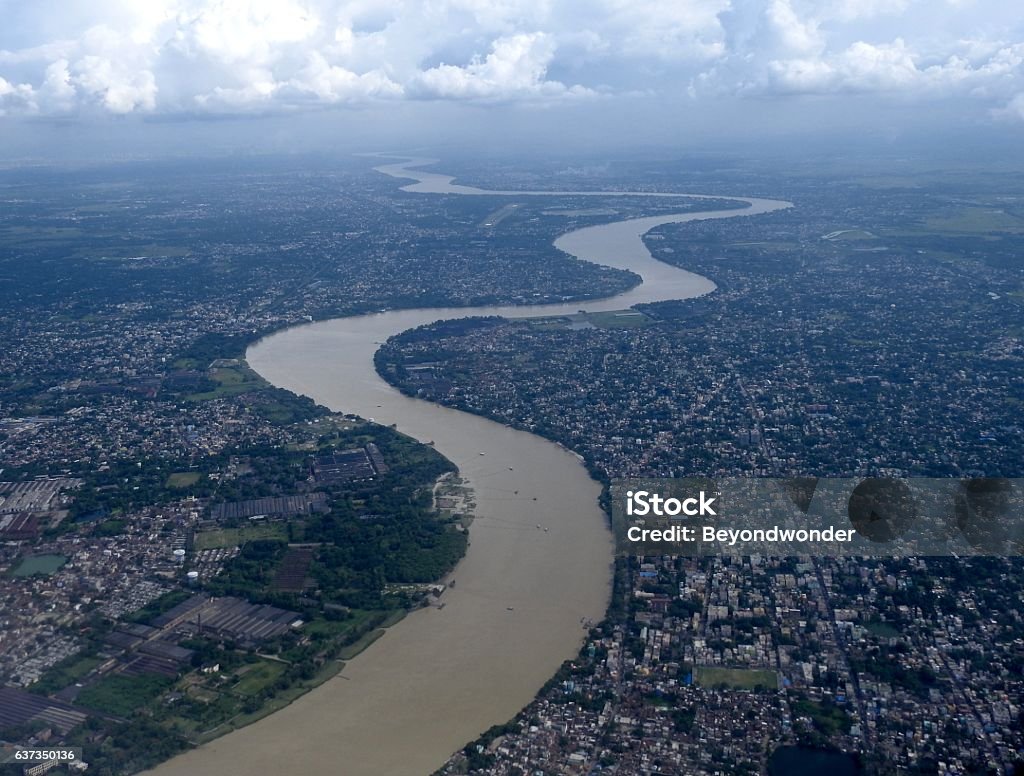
[3,0,1024,769]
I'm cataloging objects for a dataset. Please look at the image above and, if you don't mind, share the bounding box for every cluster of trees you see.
[204,420,464,605]
[849,645,938,698]
[790,696,854,743]
[205,539,289,602]
[68,457,217,522]
[67,715,189,775]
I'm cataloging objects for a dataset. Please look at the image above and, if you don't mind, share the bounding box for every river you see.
[148,158,791,776]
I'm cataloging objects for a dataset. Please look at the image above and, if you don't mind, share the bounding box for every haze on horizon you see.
[1,0,1023,160]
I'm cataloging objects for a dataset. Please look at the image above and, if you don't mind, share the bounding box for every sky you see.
[0,0,1022,158]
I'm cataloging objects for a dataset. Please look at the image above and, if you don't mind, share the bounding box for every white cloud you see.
[826,0,912,23]
[175,0,320,65]
[692,0,1024,121]
[411,32,591,101]
[585,0,728,62]
[0,76,38,116]
[758,39,1024,97]
[38,59,77,113]
[73,55,158,113]
[0,0,1021,120]
[287,51,402,102]
[767,0,823,56]
[765,39,917,93]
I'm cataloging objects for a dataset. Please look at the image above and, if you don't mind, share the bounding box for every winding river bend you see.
[150,160,791,776]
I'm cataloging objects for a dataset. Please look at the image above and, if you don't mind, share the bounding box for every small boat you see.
[506,607,515,611]
[479,452,486,456]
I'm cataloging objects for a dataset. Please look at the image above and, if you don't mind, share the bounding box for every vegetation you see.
[233,660,287,696]
[193,523,287,550]
[166,472,202,489]
[693,666,778,692]
[29,654,103,695]
[77,673,177,718]
[791,697,853,738]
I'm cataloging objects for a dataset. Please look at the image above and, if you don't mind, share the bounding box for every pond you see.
[767,745,862,776]
[12,554,67,577]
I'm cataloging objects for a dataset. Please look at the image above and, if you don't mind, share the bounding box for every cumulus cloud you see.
[695,0,1024,120]
[74,55,158,113]
[0,0,1022,120]
[0,76,37,117]
[753,37,1024,109]
[410,32,591,101]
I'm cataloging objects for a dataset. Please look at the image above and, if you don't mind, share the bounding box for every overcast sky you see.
[1,0,1022,158]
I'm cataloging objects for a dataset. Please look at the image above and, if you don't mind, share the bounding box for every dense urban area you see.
[2,154,1024,774]
[385,165,1024,774]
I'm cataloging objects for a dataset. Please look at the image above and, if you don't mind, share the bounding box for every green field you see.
[233,660,286,696]
[865,620,900,638]
[2,225,83,239]
[186,365,266,401]
[193,523,288,550]
[526,309,652,331]
[924,207,1024,234]
[80,243,192,259]
[166,472,202,488]
[583,310,653,329]
[694,666,778,691]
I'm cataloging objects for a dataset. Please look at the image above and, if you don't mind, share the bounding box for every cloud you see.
[693,0,1024,120]
[584,0,729,62]
[754,39,1024,98]
[766,0,823,56]
[765,39,918,94]
[0,0,1022,120]
[410,32,592,102]
[74,55,158,113]
[0,76,37,117]
[174,0,320,64]
[287,52,402,102]
[0,0,597,114]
